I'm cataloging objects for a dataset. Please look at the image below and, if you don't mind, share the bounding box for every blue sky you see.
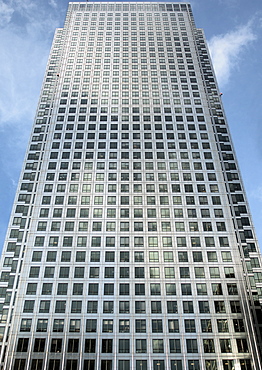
[0,0,262,252]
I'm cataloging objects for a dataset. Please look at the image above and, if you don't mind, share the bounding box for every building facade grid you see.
[0,2,262,370]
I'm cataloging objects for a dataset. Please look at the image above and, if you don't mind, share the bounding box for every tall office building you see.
[0,2,262,370]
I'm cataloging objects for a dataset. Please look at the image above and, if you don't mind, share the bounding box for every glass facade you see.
[0,2,262,370]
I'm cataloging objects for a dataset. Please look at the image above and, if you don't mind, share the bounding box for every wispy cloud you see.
[0,0,62,127]
[208,22,256,87]
[0,1,14,26]
[0,0,66,252]
[49,0,58,9]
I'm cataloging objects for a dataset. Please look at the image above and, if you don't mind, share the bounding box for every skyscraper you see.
[0,1,262,369]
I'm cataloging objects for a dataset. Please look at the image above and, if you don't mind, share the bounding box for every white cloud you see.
[49,0,58,9]
[0,1,14,26]
[0,28,48,124]
[0,0,62,127]
[208,22,256,87]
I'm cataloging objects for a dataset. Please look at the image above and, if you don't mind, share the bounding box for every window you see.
[119,319,129,333]
[150,267,160,278]
[136,361,147,370]
[73,283,83,295]
[151,301,162,313]
[233,319,245,332]
[199,301,210,313]
[53,319,64,332]
[39,300,50,313]
[203,339,215,353]
[180,267,190,278]
[201,319,212,332]
[230,300,241,313]
[119,284,129,295]
[102,319,113,332]
[195,267,205,278]
[209,267,220,278]
[120,251,129,262]
[135,319,146,333]
[76,251,86,262]
[175,222,185,231]
[171,361,182,370]
[186,339,198,353]
[17,338,29,352]
[103,301,113,314]
[66,360,78,370]
[119,301,129,313]
[134,251,144,262]
[212,283,223,295]
[224,267,235,278]
[68,338,79,353]
[85,339,96,353]
[181,283,192,295]
[69,319,81,332]
[215,301,226,313]
[167,301,178,313]
[63,236,73,246]
[13,359,26,370]
[86,300,97,313]
[35,236,45,246]
[134,266,144,279]
[104,283,114,295]
[102,339,113,353]
[135,301,146,313]
[61,251,71,262]
[37,221,47,231]
[90,252,100,262]
[119,360,130,370]
[205,360,217,370]
[152,339,164,353]
[44,267,55,278]
[23,300,34,313]
[165,267,175,278]
[188,209,197,218]
[105,267,114,278]
[163,251,173,262]
[220,339,232,353]
[239,360,251,370]
[217,319,229,332]
[55,300,66,313]
[32,251,42,262]
[153,360,165,370]
[88,283,98,295]
[136,339,147,353]
[152,319,163,333]
[222,251,232,262]
[57,282,68,295]
[71,301,82,313]
[119,339,130,353]
[185,319,196,332]
[227,283,238,295]
[217,222,226,231]
[86,319,97,333]
[59,267,69,278]
[36,319,48,332]
[170,339,181,353]
[101,360,112,370]
[183,301,194,313]
[193,251,203,262]
[50,339,62,353]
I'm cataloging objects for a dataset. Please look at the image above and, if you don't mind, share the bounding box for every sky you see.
[0,0,262,252]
